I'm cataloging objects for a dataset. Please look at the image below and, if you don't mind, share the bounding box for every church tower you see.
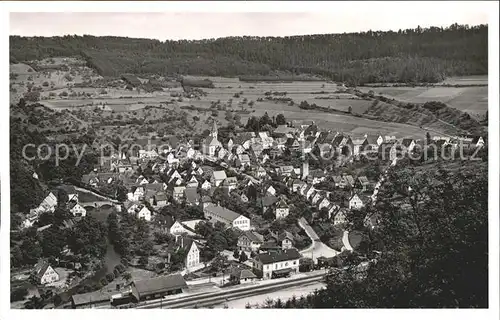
[302,158,309,180]
[211,120,218,140]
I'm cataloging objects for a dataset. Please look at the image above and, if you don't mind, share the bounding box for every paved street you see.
[342,231,354,251]
[298,217,339,262]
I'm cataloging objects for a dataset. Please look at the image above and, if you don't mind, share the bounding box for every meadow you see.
[10,58,487,140]
[358,76,488,120]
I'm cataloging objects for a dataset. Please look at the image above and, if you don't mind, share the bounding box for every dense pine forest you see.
[10,23,487,85]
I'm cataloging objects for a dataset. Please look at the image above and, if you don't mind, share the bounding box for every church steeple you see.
[211,120,218,140]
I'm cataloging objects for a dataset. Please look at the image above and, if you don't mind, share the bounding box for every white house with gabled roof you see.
[211,170,227,187]
[203,203,250,231]
[348,194,364,210]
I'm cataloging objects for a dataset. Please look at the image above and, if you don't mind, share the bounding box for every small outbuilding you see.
[131,274,188,302]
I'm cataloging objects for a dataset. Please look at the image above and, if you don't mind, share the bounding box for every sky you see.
[9,2,492,41]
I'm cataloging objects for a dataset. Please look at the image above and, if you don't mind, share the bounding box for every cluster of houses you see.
[23,119,486,290]
[20,185,86,230]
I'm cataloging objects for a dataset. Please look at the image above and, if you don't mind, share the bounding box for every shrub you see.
[24,91,40,102]
[239,251,248,262]
[64,74,73,82]
[100,278,108,286]
[106,273,115,282]
[116,264,126,272]
[156,262,166,270]
[10,288,28,302]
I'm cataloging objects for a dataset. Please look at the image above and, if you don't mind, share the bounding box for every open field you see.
[9,60,102,104]
[439,75,488,86]
[358,77,488,120]
[10,57,487,138]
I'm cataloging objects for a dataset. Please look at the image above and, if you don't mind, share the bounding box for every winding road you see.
[298,217,339,263]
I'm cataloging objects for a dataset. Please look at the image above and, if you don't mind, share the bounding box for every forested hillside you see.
[10,23,487,84]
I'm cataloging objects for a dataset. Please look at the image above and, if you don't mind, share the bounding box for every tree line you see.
[10,23,487,84]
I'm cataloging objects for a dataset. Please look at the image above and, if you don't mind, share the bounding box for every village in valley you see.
[8,13,490,310]
[11,103,486,308]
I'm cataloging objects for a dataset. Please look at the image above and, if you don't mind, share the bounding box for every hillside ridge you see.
[10,23,488,84]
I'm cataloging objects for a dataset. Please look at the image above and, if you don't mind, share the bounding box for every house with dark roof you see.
[131,274,188,302]
[253,249,302,279]
[58,184,78,202]
[278,231,295,249]
[168,236,201,271]
[184,187,200,206]
[68,201,86,217]
[238,230,265,252]
[307,169,326,185]
[332,135,354,156]
[285,138,301,152]
[317,131,339,145]
[154,192,168,207]
[71,291,111,309]
[229,268,257,284]
[203,203,250,231]
[291,179,306,193]
[400,138,416,152]
[258,241,282,253]
[275,198,290,219]
[333,208,348,225]
[223,177,238,192]
[143,189,157,205]
[250,142,264,159]
[365,134,384,148]
[257,195,279,214]
[471,136,485,147]
[317,197,331,211]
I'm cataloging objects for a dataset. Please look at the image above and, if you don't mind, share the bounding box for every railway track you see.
[137,273,326,309]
